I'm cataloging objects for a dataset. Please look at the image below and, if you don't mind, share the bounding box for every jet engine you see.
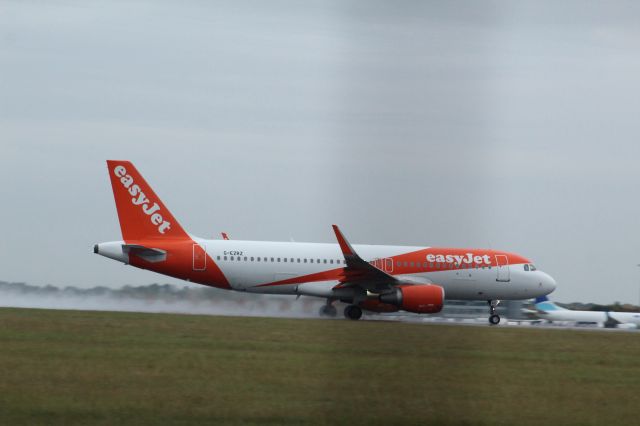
[379,285,444,314]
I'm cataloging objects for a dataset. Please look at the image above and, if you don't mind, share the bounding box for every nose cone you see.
[540,272,557,295]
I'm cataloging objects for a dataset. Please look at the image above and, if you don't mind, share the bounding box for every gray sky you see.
[2,1,640,304]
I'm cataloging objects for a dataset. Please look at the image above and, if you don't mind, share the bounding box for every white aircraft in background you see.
[534,296,640,329]
[95,160,557,324]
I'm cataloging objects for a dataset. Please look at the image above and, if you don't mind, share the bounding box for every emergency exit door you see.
[193,243,207,271]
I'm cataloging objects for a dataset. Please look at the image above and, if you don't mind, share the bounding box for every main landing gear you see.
[344,305,363,321]
[319,300,337,318]
[488,300,501,325]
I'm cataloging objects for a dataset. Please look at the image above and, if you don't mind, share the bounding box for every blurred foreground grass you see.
[1,308,639,425]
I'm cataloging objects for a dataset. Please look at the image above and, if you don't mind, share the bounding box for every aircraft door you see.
[372,258,394,273]
[384,258,394,273]
[495,255,510,282]
[193,243,207,271]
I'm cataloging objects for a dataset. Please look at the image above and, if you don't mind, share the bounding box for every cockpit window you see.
[524,264,529,272]
[524,263,537,271]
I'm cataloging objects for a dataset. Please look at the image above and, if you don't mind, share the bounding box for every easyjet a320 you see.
[95,160,557,324]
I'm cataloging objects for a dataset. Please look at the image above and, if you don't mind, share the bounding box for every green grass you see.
[1,308,639,425]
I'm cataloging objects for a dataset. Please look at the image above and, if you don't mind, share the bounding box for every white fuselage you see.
[186,238,554,300]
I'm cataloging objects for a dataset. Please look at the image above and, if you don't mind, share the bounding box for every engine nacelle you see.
[379,285,444,314]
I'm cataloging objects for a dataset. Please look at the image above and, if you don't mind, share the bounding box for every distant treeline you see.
[0,281,267,303]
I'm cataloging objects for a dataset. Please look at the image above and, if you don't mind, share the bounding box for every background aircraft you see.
[95,160,556,323]
[534,296,640,329]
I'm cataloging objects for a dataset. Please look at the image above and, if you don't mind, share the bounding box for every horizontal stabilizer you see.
[122,244,167,263]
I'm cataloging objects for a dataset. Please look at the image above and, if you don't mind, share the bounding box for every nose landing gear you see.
[488,300,501,325]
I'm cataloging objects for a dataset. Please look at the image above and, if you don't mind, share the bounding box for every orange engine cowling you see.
[379,285,444,314]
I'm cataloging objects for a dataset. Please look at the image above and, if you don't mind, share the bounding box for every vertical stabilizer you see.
[106,160,189,241]
[534,296,566,312]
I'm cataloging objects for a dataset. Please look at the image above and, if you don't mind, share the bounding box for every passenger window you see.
[304,259,307,263]
[250,257,254,261]
[330,260,334,264]
[217,256,220,260]
[284,258,287,262]
[223,256,227,261]
[297,258,300,263]
[257,257,261,262]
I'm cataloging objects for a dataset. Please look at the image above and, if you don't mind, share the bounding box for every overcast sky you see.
[2,1,640,304]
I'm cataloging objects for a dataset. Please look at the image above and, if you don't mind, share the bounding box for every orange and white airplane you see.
[95,160,557,324]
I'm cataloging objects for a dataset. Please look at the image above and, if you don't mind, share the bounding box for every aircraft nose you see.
[541,272,557,294]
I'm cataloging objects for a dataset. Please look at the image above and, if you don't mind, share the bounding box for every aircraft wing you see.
[332,225,398,292]
[604,311,623,328]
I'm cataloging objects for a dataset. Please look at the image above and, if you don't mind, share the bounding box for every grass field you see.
[1,308,639,425]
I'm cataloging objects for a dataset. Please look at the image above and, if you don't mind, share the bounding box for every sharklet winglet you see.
[332,224,358,260]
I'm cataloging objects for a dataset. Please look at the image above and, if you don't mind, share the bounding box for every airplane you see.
[94,160,557,324]
[534,296,640,329]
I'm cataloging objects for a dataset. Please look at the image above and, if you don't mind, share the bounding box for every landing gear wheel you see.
[319,305,337,318]
[487,299,501,326]
[344,305,363,320]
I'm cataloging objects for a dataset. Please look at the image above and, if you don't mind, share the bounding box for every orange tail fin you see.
[107,160,190,241]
